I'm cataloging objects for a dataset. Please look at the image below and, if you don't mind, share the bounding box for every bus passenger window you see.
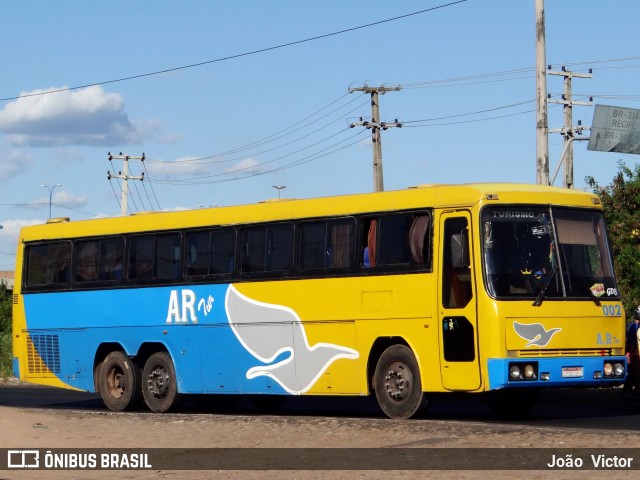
[299,219,354,270]
[409,215,430,265]
[99,238,124,280]
[242,227,266,273]
[156,234,181,279]
[266,224,293,271]
[362,213,430,268]
[300,222,326,269]
[75,241,98,282]
[210,229,235,274]
[25,242,71,287]
[128,236,154,279]
[186,231,209,276]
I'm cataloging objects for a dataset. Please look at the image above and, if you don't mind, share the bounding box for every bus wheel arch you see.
[372,343,428,419]
[141,350,183,413]
[97,349,143,412]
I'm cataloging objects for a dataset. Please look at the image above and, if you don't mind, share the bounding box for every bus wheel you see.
[99,351,142,412]
[373,345,428,419]
[142,352,183,413]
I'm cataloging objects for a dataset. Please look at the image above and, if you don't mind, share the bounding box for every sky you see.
[1,0,640,271]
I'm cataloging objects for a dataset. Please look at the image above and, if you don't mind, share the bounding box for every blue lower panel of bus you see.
[487,357,627,390]
[22,283,359,396]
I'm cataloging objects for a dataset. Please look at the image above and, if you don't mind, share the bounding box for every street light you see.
[272,185,286,198]
[42,184,62,219]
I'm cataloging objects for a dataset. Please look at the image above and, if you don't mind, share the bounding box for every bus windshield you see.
[482,206,618,301]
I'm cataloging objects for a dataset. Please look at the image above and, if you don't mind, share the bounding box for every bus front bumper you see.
[487,356,627,389]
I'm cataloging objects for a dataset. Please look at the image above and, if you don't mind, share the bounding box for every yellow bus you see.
[12,183,626,418]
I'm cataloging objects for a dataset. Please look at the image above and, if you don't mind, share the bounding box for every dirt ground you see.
[1,379,639,480]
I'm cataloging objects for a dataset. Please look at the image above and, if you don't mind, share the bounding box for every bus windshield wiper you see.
[532,264,558,307]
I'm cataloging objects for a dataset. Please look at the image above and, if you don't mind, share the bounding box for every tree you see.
[587,161,640,316]
[0,281,12,377]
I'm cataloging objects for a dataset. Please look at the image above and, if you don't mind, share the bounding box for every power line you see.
[0,2,468,103]
[146,93,368,166]
[153,129,368,186]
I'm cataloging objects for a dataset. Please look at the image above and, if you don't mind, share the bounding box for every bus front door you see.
[438,212,481,391]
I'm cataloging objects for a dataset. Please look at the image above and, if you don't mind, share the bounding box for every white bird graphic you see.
[225,285,359,394]
[513,321,561,347]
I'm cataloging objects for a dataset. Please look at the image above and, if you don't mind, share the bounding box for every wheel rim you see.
[106,366,125,399]
[382,361,413,403]
[147,365,171,399]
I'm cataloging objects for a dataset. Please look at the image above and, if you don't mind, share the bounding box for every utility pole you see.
[349,84,402,192]
[548,66,592,188]
[535,0,549,185]
[107,152,145,216]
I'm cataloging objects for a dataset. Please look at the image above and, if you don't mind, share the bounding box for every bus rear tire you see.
[373,345,428,419]
[98,351,142,412]
[142,352,183,413]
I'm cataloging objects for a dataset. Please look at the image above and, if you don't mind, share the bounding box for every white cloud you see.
[0,150,34,182]
[0,86,144,146]
[0,219,43,269]
[224,157,261,175]
[146,156,213,179]
[22,190,88,212]
[52,190,89,209]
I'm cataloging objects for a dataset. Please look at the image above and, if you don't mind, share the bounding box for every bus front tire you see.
[373,345,428,419]
[98,351,142,412]
[142,352,183,413]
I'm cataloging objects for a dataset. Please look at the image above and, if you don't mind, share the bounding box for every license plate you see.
[562,366,583,378]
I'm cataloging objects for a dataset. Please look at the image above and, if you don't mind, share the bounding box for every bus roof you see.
[18,183,601,240]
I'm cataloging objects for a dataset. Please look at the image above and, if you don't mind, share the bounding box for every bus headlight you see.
[603,361,625,378]
[614,362,624,377]
[524,364,536,379]
[508,362,538,381]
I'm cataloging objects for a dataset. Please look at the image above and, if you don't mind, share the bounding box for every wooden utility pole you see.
[349,85,401,192]
[535,0,549,185]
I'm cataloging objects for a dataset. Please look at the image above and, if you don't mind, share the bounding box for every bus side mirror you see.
[450,230,470,269]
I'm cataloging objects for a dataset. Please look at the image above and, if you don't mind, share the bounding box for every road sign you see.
[587,104,640,154]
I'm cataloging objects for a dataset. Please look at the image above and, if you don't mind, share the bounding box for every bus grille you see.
[517,348,613,357]
[27,334,61,374]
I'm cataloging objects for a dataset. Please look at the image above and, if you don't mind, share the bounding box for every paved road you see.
[1,380,639,431]
[1,381,640,479]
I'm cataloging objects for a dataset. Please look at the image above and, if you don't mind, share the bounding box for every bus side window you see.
[409,215,430,266]
[75,240,98,282]
[329,220,354,268]
[362,219,377,267]
[128,236,154,279]
[156,233,181,279]
[211,228,235,274]
[362,213,430,268]
[99,237,124,280]
[186,231,209,276]
[242,226,266,273]
[299,222,326,269]
[299,219,354,270]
